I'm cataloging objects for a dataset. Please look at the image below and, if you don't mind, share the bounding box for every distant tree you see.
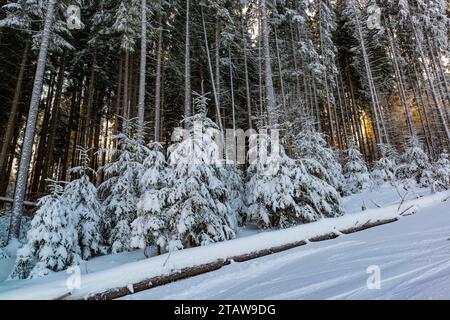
[343,141,371,194]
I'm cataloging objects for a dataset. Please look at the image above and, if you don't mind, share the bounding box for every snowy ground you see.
[123,194,450,300]
[0,184,448,300]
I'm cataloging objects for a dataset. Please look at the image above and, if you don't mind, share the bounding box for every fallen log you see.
[230,240,307,263]
[0,196,37,208]
[340,218,398,235]
[86,260,230,300]
[79,218,399,301]
[309,233,339,242]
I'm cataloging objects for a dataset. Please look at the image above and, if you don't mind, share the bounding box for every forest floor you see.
[0,184,449,300]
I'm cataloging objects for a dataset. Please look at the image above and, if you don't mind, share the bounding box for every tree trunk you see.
[184,0,191,125]
[411,21,450,142]
[241,11,252,130]
[0,42,29,180]
[137,0,147,141]
[10,0,57,241]
[201,6,224,134]
[154,19,163,142]
[260,0,276,126]
[39,52,67,193]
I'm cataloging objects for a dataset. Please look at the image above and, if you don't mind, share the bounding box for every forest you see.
[0,0,449,282]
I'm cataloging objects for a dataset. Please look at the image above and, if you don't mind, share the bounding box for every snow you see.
[0,186,448,300]
[122,192,450,300]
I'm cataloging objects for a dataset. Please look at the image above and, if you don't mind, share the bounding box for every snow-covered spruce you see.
[245,134,343,229]
[9,181,80,280]
[343,142,371,195]
[432,151,450,192]
[295,121,345,195]
[396,136,433,187]
[99,119,151,253]
[64,147,105,260]
[136,93,236,251]
[130,142,167,252]
[217,162,245,227]
[371,143,398,187]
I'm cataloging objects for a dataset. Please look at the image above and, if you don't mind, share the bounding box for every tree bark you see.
[154,19,163,142]
[10,0,57,241]
[137,0,147,141]
[0,42,29,180]
[184,0,191,125]
[260,0,276,126]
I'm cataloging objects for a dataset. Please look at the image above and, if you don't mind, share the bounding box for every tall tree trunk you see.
[137,0,147,141]
[114,54,123,137]
[274,28,286,111]
[411,21,450,142]
[154,19,163,142]
[215,19,221,121]
[10,0,57,241]
[39,52,67,193]
[229,47,237,162]
[318,8,335,147]
[386,16,415,137]
[201,6,224,134]
[123,50,130,130]
[260,0,276,126]
[241,10,252,130]
[0,42,29,180]
[184,0,191,125]
[60,88,78,182]
[351,2,382,145]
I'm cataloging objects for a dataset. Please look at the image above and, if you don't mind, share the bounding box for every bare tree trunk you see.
[386,16,415,137]
[184,0,191,125]
[60,88,78,182]
[201,6,224,134]
[411,22,450,142]
[318,9,335,147]
[429,39,450,113]
[289,23,301,102]
[10,0,56,241]
[39,52,66,193]
[229,47,237,162]
[260,0,276,126]
[114,54,123,138]
[0,42,29,179]
[241,10,252,130]
[257,16,264,121]
[274,28,286,111]
[215,19,221,121]
[137,0,147,141]
[123,50,130,128]
[351,2,382,145]
[154,19,163,142]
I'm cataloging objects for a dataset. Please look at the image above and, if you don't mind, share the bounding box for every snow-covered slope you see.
[123,194,450,300]
[0,187,448,300]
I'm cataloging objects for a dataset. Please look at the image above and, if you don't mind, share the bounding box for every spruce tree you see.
[343,141,371,194]
[396,136,433,187]
[130,143,167,253]
[295,121,345,194]
[64,147,105,260]
[371,144,398,186]
[246,133,343,229]
[138,93,236,251]
[99,119,150,253]
[9,181,80,279]
[432,151,450,192]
